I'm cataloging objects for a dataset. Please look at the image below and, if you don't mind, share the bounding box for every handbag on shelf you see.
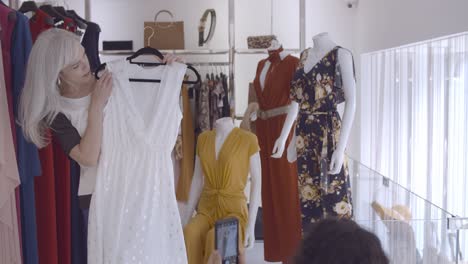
[144,10,185,50]
[247,35,277,49]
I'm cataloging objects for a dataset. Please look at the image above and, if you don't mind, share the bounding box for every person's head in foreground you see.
[295,218,390,264]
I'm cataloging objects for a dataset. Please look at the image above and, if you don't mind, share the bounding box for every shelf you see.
[235,48,301,54]
[99,49,230,56]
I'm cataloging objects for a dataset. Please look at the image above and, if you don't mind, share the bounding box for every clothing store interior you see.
[1,0,468,263]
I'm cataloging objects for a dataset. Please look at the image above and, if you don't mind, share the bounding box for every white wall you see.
[356,0,468,54]
[306,0,357,53]
[89,0,229,51]
[354,0,468,167]
[306,0,360,159]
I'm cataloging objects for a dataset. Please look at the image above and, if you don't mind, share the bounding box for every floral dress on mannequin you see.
[290,46,354,229]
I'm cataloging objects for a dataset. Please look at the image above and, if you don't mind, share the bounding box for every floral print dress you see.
[290,46,353,229]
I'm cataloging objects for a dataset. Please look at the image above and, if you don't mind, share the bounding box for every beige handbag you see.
[144,10,185,50]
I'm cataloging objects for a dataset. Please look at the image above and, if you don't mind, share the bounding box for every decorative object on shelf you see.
[198,9,216,47]
[247,35,277,49]
[144,10,185,50]
[102,40,133,52]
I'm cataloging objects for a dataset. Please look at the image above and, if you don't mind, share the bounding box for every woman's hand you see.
[91,70,113,109]
[162,53,185,64]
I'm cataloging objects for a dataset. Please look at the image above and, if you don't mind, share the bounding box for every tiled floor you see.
[245,242,281,264]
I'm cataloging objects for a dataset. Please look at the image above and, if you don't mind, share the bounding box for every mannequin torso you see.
[183,117,262,250]
[278,32,356,175]
[303,32,338,74]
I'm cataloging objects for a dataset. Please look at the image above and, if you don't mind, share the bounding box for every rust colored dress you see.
[253,49,302,262]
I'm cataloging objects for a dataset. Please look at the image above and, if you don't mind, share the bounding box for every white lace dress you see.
[87,59,188,264]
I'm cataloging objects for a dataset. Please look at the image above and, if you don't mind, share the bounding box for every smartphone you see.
[215,218,239,264]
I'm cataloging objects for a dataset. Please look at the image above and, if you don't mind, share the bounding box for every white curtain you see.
[360,32,468,258]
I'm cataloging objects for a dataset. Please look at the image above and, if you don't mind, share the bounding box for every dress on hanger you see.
[0,29,22,264]
[253,49,302,262]
[290,46,353,228]
[12,12,43,264]
[29,13,59,264]
[183,127,259,264]
[29,9,53,42]
[197,79,210,133]
[87,60,188,264]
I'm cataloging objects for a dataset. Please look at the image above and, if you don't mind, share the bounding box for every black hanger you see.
[127,47,201,84]
[93,47,201,85]
[67,10,89,27]
[40,5,64,23]
[57,7,87,29]
[126,46,165,65]
[18,1,38,13]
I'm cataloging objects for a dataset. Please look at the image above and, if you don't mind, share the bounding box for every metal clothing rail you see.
[188,62,229,66]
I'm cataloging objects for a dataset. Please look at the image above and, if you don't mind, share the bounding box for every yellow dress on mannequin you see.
[183,127,259,264]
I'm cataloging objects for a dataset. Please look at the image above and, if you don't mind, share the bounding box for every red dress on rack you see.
[29,10,60,264]
[29,9,53,42]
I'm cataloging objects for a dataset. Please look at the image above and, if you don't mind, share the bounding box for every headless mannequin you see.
[183,117,262,250]
[275,32,356,174]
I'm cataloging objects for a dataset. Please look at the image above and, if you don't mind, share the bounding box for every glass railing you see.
[348,158,467,264]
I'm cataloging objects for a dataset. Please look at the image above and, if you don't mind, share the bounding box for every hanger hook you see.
[144,26,155,47]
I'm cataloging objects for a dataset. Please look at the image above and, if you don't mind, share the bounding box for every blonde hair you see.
[19,28,83,148]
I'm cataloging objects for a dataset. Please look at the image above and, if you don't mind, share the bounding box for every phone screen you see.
[215,218,239,264]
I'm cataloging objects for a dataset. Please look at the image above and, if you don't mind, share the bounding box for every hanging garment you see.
[29,9,53,42]
[0,30,22,264]
[51,97,93,264]
[0,5,16,144]
[29,15,59,264]
[60,17,76,33]
[53,23,81,264]
[176,85,195,202]
[0,8,24,261]
[197,79,210,132]
[12,12,42,264]
[34,140,59,264]
[81,22,101,72]
[183,127,259,264]
[252,50,302,262]
[87,60,188,264]
[53,140,71,264]
[221,75,230,117]
[70,160,87,264]
[290,46,353,229]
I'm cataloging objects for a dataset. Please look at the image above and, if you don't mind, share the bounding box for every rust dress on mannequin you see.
[253,48,302,262]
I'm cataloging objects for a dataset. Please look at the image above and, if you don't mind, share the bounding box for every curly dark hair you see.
[295,218,389,264]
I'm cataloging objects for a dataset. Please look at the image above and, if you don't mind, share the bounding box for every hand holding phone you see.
[215,218,239,264]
